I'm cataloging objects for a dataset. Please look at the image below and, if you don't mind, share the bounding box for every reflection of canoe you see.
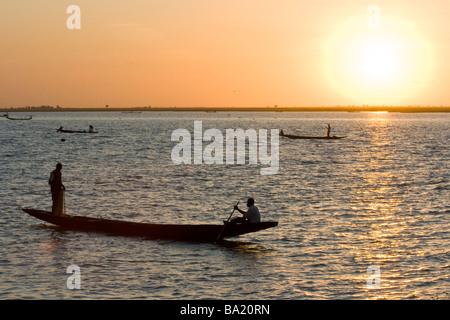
[281,133,346,140]
[56,128,98,133]
[6,115,32,120]
[22,208,278,242]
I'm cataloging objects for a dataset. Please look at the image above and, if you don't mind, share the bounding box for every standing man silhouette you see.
[49,163,66,215]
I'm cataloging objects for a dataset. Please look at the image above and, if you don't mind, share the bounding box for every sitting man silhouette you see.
[230,198,261,224]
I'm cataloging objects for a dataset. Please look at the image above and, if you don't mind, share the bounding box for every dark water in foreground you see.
[0,111,448,299]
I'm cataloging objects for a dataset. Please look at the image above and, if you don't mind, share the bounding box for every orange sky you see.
[1,0,450,108]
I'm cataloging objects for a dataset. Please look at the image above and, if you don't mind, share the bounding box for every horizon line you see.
[1,105,450,113]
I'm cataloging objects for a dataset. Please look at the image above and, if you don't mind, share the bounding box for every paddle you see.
[215,201,239,243]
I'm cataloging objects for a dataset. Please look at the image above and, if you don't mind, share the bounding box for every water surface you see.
[0,111,448,299]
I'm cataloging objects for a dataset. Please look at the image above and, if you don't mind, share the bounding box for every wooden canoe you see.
[281,133,346,140]
[56,128,98,133]
[6,115,32,120]
[22,208,278,242]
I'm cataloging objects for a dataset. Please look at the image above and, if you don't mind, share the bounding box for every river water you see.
[0,111,448,299]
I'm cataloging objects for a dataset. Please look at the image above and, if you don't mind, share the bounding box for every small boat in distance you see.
[4,114,32,120]
[22,208,278,242]
[56,125,98,133]
[280,130,346,140]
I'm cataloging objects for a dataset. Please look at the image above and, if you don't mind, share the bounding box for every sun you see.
[348,32,406,90]
[358,37,397,80]
[323,15,433,105]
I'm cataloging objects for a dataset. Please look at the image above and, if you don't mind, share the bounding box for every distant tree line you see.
[22,105,61,110]
[1,105,62,111]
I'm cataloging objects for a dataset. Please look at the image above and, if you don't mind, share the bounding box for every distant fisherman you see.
[49,163,66,215]
[326,124,331,137]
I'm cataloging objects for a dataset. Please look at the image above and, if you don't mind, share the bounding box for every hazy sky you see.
[1,0,450,108]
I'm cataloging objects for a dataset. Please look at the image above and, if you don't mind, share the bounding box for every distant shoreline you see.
[1,106,450,113]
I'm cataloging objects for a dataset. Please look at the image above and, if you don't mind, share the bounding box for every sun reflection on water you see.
[348,113,424,298]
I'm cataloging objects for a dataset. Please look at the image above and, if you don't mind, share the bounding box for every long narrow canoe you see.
[56,128,98,133]
[281,133,346,140]
[6,115,32,120]
[22,208,278,242]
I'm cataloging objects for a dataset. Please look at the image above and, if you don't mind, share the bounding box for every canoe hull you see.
[281,134,346,140]
[22,208,278,242]
[6,116,32,120]
[56,129,98,133]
